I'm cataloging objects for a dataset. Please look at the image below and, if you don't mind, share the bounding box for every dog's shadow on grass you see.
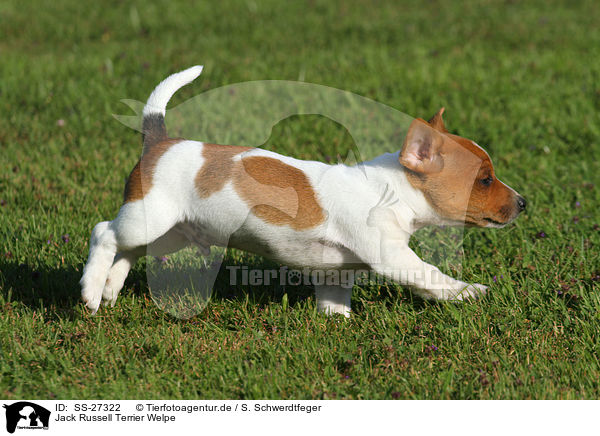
[206,257,315,310]
[0,256,317,320]
[0,259,83,320]
[0,256,433,320]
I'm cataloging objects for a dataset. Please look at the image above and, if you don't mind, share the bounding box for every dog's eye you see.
[480,176,493,187]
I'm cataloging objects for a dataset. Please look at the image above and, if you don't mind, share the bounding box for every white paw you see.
[80,280,102,314]
[319,304,352,318]
[452,283,488,301]
[101,279,119,307]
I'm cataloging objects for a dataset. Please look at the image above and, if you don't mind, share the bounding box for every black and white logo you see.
[3,402,50,434]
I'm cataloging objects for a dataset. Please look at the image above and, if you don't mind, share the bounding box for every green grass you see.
[1,0,600,399]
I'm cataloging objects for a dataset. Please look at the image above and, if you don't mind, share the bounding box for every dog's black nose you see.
[517,196,527,211]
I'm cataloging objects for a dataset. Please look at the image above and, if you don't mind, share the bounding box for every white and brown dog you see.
[80,66,526,316]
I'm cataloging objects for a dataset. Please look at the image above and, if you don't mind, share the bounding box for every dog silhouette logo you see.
[2,402,50,434]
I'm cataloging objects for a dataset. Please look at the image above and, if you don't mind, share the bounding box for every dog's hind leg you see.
[315,271,355,318]
[101,227,193,306]
[315,285,353,318]
[80,221,118,313]
[101,248,143,307]
[81,196,184,312]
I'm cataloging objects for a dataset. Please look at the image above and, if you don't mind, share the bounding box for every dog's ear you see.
[428,107,448,133]
[399,119,444,174]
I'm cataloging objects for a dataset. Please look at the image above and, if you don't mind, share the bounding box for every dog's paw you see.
[80,273,105,314]
[81,284,102,314]
[453,283,488,301]
[101,278,119,307]
[318,302,352,318]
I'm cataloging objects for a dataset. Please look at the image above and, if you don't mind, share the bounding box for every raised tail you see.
[141,65,203,151]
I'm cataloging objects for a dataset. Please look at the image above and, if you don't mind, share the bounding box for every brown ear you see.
[428,107,448,132]
[399,119,444,174]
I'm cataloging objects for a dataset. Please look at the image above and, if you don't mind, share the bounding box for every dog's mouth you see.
[483,217,509,228]
[463,216,509,228]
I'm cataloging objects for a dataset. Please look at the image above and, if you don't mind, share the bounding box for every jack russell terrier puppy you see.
[80,66,526,317]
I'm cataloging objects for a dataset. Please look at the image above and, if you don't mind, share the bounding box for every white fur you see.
[81,68,491,317]
[142,65,203,116]
[81,141,488,316]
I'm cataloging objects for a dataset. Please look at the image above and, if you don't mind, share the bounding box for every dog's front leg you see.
[372,243,487,301]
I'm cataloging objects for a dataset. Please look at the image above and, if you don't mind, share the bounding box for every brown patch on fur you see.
[402,116,520,226]
[123,138,183,203]
[194,148,325,230]
[233,156,325,230]
[195,144,252,198]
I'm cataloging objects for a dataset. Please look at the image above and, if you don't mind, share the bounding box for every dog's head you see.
[399,108,525,227]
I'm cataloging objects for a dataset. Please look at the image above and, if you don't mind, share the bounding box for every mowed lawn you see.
[1,0,599,399]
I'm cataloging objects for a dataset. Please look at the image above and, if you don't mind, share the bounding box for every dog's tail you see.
[141,65,203,152]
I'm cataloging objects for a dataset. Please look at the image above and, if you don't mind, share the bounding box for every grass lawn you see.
[1,0,599,399]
